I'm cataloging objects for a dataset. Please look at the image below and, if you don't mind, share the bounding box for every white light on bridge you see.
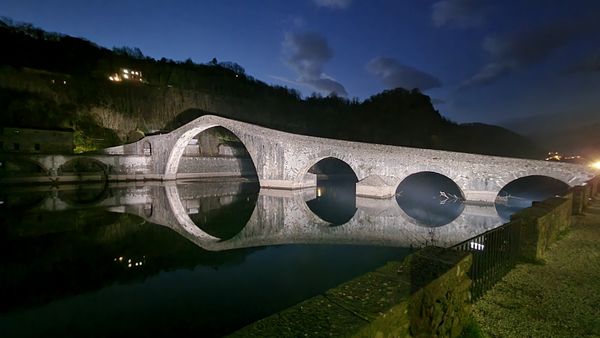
[317,188,322,197]
[470,242,485,251]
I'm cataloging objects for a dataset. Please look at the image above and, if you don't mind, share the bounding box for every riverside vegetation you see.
[0,18,544,158]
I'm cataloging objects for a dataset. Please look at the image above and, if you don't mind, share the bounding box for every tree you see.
[112,46,144,59]
[218,61,246,75]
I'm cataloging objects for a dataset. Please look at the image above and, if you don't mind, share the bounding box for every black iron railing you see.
[452,220,522,301]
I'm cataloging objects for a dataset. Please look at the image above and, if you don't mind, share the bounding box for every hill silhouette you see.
[0,18,544,159]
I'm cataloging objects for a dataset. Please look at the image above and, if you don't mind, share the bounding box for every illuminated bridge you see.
[3,115,596,204]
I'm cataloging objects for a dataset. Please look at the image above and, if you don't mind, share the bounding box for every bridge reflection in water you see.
[0,179,508,337]
[24,179,505,251]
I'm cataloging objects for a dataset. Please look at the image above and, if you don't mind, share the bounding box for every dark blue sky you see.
[2,0,600,125]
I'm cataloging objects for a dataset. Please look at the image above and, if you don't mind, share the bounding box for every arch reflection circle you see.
[395,171,465,227]
[177,180,259,241]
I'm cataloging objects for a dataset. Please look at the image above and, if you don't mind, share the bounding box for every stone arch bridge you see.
[3,115,596,203]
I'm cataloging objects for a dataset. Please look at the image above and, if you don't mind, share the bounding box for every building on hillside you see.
[108,68,144,83]
[0,127,74,154]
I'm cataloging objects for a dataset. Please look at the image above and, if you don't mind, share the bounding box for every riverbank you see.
[472,194,600,337]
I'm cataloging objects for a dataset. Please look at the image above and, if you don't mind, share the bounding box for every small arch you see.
[296,153,360,184]
[59,158,108,176]
[395,171,465,227]
[143,141,152,156]
[305,157,358,225]
[0,157,47,178]
[495,175,570,220]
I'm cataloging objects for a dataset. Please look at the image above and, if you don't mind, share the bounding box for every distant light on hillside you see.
[108,68,143,83]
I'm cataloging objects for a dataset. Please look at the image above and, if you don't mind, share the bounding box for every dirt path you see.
[472,196,600,338]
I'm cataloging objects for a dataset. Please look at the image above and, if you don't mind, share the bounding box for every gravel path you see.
[472,195,600,338]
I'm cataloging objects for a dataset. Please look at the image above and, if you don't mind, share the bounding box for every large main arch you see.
[164,122,260,182]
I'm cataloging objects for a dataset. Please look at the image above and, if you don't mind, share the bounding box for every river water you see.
[0,177,550,337]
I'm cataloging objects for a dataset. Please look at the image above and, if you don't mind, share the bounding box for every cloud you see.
[367,57,442,91]
[313,0,352,9]
[283,31,347,96]
[461,16,600,88]
[566,50,600,73]
[432,0,487,28]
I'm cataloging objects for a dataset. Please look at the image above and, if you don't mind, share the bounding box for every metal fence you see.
[452,220,522,301]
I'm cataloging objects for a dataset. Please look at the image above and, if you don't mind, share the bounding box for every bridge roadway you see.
[33,181,505,251]
[5,115,597,203]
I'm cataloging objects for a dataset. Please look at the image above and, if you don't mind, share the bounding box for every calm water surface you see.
[0,176,548,337]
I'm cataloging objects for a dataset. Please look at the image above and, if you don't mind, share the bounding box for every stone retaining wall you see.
[511,195,572,262]
[229,247,472,338]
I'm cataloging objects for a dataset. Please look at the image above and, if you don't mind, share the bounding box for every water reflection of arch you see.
[162,182,261,245]
[57,183,111,207]
[164,124,259,181]
[392,166,465,197]
[394,171,466,227]
[165,189,503,252]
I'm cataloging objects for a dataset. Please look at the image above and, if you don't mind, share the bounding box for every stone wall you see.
[229,247,472,337]
[511,195,572,262]
[177,156,255,177]
[0,127,73,154]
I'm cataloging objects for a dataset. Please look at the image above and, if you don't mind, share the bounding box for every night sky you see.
[1,0,600,126]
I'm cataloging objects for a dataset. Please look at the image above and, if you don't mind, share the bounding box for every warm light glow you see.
[109,74,122,82]
[591,161,600,170]
[317,187,322,197]
[123,73,129,79]
[123,69,129,74]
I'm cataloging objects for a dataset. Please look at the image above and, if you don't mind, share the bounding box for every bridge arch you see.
[502,168,578,188]
[295,152,362,185]
[59,157,109,177]
[304,156,359,225]
[0,157,47,176]
[164,123,259,181]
